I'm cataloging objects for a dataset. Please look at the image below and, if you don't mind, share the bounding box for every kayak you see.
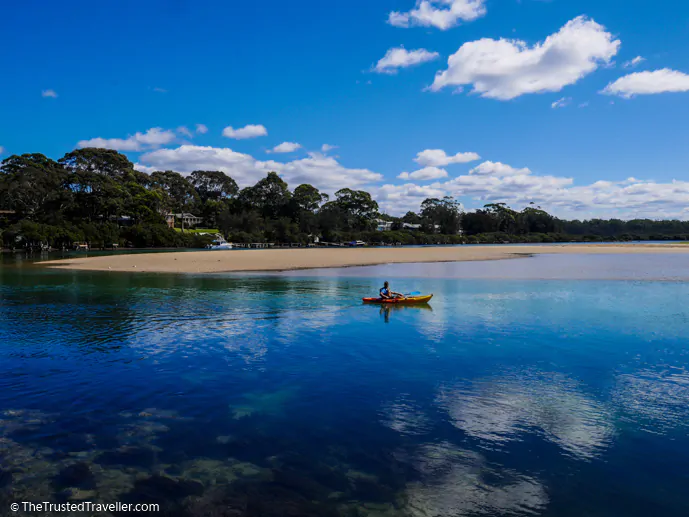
[362,294,433,305]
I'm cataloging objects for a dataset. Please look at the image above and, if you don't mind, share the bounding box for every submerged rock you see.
[229,388,298,420]
[95,446,158,468]
[182,481,341,517]
[0,468,12,488]
[121,474,204,505]
[53,462,97,490]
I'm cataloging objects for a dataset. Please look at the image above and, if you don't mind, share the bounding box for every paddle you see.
[403,291,421,297]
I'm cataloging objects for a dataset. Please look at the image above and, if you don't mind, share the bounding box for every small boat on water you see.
[206,236,233,250]
[362,294,433,305]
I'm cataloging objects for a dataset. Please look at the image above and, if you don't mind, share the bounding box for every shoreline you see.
[40,243,689,274]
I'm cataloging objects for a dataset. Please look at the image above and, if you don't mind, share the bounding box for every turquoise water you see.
[1,254,688,516]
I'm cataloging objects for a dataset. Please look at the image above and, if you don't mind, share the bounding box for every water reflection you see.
[612,367,689,433]
[380,396,432,436]
[400,442,548,517]
[378,304,433,324]
[437,371,614,460]
[2,259,689,515]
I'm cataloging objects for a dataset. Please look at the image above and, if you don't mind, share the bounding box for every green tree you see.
[0,154,69,221]
[333,188,379,231]
[420,197,463,235]
[189,170,238,203]
[150,171,200,215]
[292,184,329,213]
[238,172,291,219]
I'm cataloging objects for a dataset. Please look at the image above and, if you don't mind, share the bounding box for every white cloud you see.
[77,127,176,151]
[469,161,531,176]
[372,182,449,214]
[321,144,338,153]
[42,89,58,98]
[195,124,209,134]
[602,69,689,98]
[0,146,5,155]
[578,101,590,108]
[398,166,449,180]
[430,16,620,100]
[222,124,268,139]
[267,142,302,154]
[153,87,167,93]
[415,149,480,167]
[135,146,382,192]
[551,97,571,109]
[177,126,193,138]
[373,47,440,74]
[388,0,487,30]
[261,152,382,190]
[136,145,260,184]
[133,144,689,220]
[623,56,645,68]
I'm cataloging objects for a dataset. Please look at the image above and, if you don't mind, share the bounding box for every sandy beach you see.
[41,243,689,274]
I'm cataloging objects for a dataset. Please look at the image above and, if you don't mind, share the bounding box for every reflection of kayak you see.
[362,294,433,304]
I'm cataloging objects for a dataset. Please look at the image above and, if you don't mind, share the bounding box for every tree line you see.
[1,148,688,250]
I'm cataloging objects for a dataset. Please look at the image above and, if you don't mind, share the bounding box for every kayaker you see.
[380,281,403,300]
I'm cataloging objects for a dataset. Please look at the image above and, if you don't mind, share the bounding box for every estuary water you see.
[0,253,688,516]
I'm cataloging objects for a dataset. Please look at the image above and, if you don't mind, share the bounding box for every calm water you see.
[1,254,688,516]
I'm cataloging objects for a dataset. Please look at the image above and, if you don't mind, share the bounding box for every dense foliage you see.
[1,148,688,250]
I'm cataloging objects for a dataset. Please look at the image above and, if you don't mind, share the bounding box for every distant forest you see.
[1,148,688,250]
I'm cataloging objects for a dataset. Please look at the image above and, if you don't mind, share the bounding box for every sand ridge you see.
[41,243,689,274]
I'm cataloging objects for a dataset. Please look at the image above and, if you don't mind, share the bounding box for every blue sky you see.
[2,0,689,217]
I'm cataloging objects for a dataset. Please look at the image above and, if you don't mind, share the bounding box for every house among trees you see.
[165,213,204,229]
[375,219,393,232]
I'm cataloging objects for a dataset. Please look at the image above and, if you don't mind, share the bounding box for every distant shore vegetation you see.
[1,148,688,251]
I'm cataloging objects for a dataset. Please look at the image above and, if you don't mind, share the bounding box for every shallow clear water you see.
[1,254,688,516]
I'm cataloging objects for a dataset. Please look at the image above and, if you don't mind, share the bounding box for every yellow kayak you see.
[362,294,433,305]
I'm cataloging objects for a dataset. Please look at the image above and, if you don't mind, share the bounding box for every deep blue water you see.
[0,254,688,516]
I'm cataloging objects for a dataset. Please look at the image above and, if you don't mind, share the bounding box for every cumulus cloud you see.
[195,124,208,134]
[372,182,449,214]
[77,127,176,152]
[388,0,487,30]
[623,56,645,68]
[373,47,440,74]
[132,143,689,219]
[430,16,620,100]
[551,97,571,109]
[261,152,382,190]
[398,166,449,181]
[415,149,480,167]
[177,126,193,138]
[321,144,338,153]
[42,89,58,98]
[135,145,381,192]
[601,69,689,98]
[222,124,268,139]
[136,145,259,183]
[268,142,302,154]
[469,161,531,176]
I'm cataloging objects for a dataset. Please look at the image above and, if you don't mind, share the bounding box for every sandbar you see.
[42,243,689,274]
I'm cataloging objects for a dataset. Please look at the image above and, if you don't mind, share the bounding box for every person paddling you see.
[380,281,404,300]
